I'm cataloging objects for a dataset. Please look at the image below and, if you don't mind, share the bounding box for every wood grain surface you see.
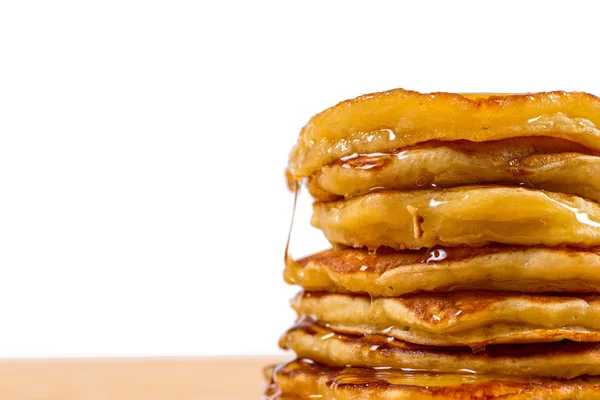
[0,356,289,399]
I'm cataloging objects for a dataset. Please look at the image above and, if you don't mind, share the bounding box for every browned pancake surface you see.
[286,246,600,296]
[265,359,600,400]
[279,321,600,378]
[307,137,600,202]
[293,291,600,348]
[288,89,600,177]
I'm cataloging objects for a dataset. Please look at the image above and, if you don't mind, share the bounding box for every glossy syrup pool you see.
[330,367,503,388]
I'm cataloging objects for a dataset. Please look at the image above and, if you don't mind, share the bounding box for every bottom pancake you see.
[279,321,600,378]
[292,291,600,349]
[264,359,600,400]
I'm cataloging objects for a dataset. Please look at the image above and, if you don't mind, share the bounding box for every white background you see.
[0,1,599,357]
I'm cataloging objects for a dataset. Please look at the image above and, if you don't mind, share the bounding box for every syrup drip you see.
[261,382,280,400]
[284,177,304,282]
[262,361,287,400]
[284,179,300,265]
[545,194,600,228]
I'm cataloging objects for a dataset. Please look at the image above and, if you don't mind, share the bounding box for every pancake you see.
[292,291,600,349]
[279,321,600,378]
[287,89,600,178]
[306,137,600,202]
[265,359,600,400]
[286,246,600,296]
[312,186,600,250]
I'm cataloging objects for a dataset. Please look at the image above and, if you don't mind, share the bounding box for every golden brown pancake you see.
[312,186,600,250]
[279,321,600,378]
[287,89,600,178]
[292,291,600,349]
[306,137,600,202]
[265,359,600,400]
[286,246,600,296]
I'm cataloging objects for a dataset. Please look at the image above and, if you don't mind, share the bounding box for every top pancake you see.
[287,89,600,178]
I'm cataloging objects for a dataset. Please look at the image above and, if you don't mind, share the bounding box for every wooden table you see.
[0,356,289,399]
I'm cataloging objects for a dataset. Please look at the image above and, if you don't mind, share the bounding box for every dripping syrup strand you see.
[284,178,301,268]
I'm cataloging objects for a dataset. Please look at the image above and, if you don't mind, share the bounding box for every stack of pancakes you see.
[265,89,600,399]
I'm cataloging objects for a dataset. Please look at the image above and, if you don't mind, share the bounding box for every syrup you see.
[268,359,549,397]
[284,176,305,283]
[309,137,600,204]
[329,367,504,391]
